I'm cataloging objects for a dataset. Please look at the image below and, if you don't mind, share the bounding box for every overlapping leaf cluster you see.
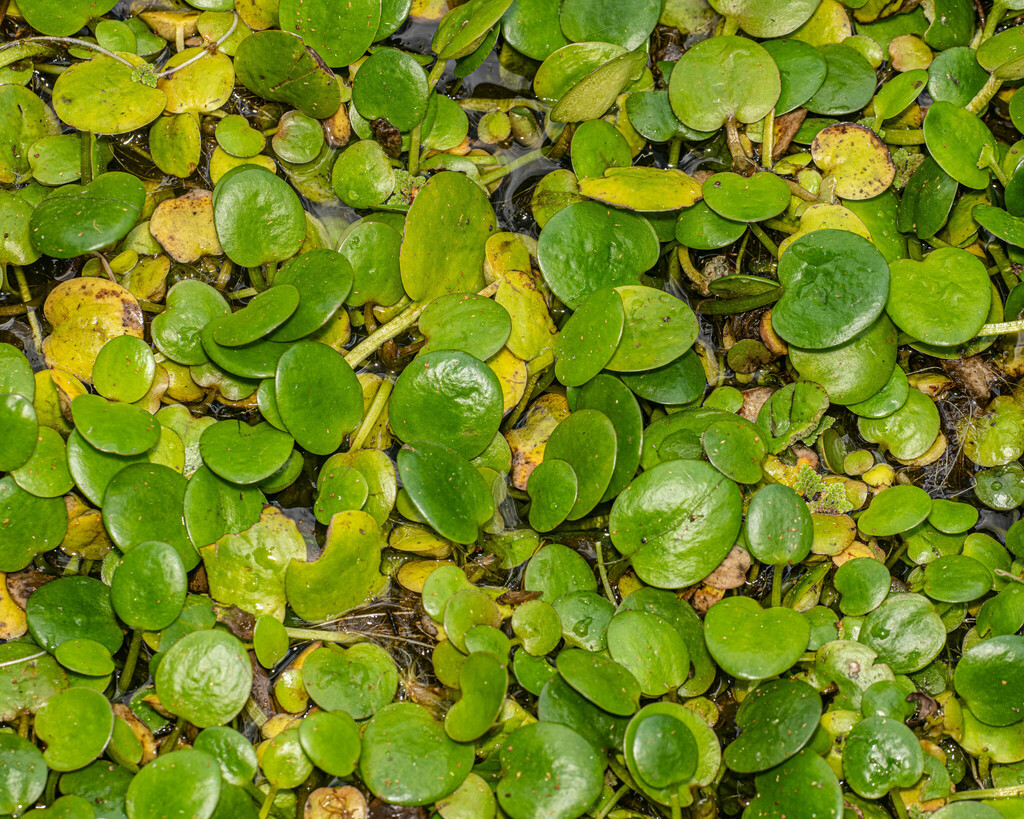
[4,0,1024,817]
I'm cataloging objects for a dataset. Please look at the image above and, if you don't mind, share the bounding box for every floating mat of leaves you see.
[4,1,1024,818]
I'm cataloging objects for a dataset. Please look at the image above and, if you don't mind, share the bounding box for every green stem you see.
[229,287,258,300]
[344,300,429,369]
[457,97,547,113]
[349,379,392,451]
[735,231,749,275]
[503,365,544,430]
[764,218,798,234]
[554,516,611,536]
[980,0,1008,43]
[784,179,817,201]
[990,243,1019,289]
[80,131,95,185]
[949,785,1024,801]
[16,36,135,67]
[258,786,279,819]
[724,116,748,165]
[720,16,740,35]
[748,222,779,258]
[981,151,1010,188]
[677,247,709,295]
[697,288,782,316]
[478,146,548,187]
[978,319,1024,336]
[63,556,81,576]
[667,241,683,290]
[885,541,908,569]
[44,769,59,806]
[138,300,167,313]
[761,108,775,168]
[668,136,682,169]
[593,784,630,819]
[12,266,43,353]
[118,629,143,695]
[967,73,1004,115]
[284,627,361,644]
[248,265,268,293]
[669,791,683,819]
[607,757,642,795]
[883,129,927,145]
[215,260,234,290]
[771,563,785,608]
[890,791,910,819]
[157,12,238,77]
[409,59,449,177]
[595,544,617,605]
[159,717,186,756]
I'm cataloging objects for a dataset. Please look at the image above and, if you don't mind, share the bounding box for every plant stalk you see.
[12,266,44,353]
[883,129,927,145]
[349,379,393,452]
[117,629,143,695]
[478,147,548,187]
[159,716,186,756]
[668,136,682,169]
[749,222,779,257]
[258,786,279,819]
[761,109,775,169]
[771,563,785,607]
[345,300,429,369]
[284,627,361,644]
[967,73,1004,114]
[980,0,1008,42]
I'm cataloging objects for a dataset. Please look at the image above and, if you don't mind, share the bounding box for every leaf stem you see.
[748,223,779,258]
[593,783,630,819]
[349,379,393,452]
[0,651,46,670]
[885,541,908,569]
[883,129,927,145]
[761,109,775,169]
[408,59,449,177]
[283,627,361,644]
[784,179,818,201]
[344,300,429,369]
[503,363,545,430]
[979,144,1010,187]
[90,251,116,282]
[763,218,798,234]
[890,790,910,819]
[966,73,1004,115]
[258,786,279,819]
[949,784,1024,801]
[15,36,135,68]
[80,132,96,185]
[697,288,782,316]
[979,319,1024,336]
[669,790,683,819]
[980,0,1008,42]
[117,629,143,695]
[771,563,784,608]
[12,266,43,353]
[159,716,186,755]
[478,147,548,187]
[157,12,238,77]
[668,136,682,169]
[595,543,617,605]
